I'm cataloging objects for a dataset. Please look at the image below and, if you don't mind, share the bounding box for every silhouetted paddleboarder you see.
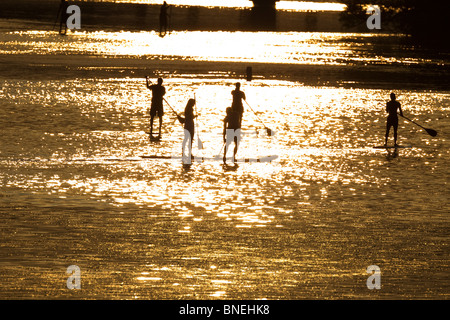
[223,107,241,163]
[55,0,69,35]
[177,99,197,164]
[146,77,166,138]
[159,1,170,36]
[385,92,403,146]
[231,82,245,127]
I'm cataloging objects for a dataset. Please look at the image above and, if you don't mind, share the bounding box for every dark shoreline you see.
[0,0,351,33]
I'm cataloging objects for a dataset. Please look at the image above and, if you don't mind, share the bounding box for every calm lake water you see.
[0,12,449,299]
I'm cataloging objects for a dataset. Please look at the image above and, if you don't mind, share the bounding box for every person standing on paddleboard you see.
[159,1,170,36]
[177,99,197,164]
[223,107,241,163]
[57,0,69,35]
[385,92,403,146]
[231,82,245,128]
[146,77,166,138]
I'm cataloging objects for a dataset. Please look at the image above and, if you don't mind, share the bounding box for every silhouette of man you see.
[177,99,197,164]
[231,82,245,127]
[146,77,166,138]
[223,107,241,163]
[385,92,403,146]
[58,0,69,35]
[159,1,170,36]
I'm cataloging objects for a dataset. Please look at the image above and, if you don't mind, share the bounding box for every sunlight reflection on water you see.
[99,0,346,12]
[0,27,449,299]
[1,30,441,67]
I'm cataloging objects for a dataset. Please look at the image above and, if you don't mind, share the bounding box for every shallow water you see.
[0,19,449,299]
[1,28,447,67]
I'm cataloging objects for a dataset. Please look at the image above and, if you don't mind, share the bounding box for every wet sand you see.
[1,49,448,91]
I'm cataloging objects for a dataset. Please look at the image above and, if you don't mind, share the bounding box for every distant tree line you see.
[339,0,448,47]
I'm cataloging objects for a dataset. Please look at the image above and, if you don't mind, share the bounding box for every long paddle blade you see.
[197,138,204,150]
[244,100,274,136]
[425,128,438,137]
[400,114,438,137]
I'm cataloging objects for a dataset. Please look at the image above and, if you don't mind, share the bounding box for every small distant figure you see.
[246,66,252,82]
[146,77,166,138]
[56,0,69,35]
[385,92,403,146]
[223,107,241,163]
[159,1,171,36]
[231,82,246,127]
[177,99,197,164]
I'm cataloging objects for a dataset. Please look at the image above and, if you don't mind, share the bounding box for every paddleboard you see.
[140,155,278,163]
[149,135,162,142]
[373,145,412,149]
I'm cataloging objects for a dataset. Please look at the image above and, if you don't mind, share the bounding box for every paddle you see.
[194,93,204,150]
[400,114,437,137]
[215,142,225,158]
[162,97,181,118]
[244,100,274,136]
